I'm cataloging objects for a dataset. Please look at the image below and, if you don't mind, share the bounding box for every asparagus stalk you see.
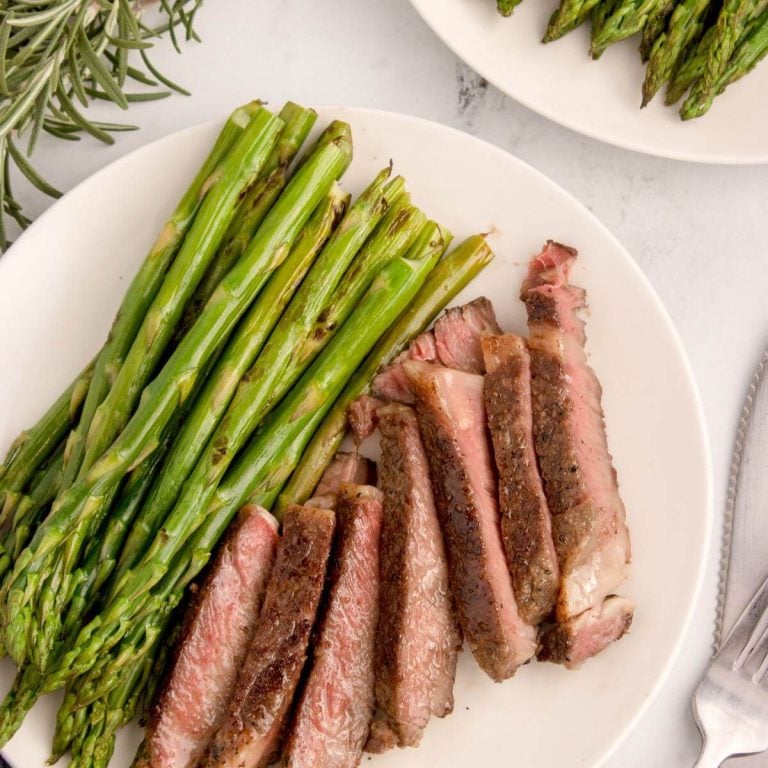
[0,447,64,581]
[174,103,318,339]
[665,25,717,100]
[275,234,494,513]
[680,1,768,117]
[3,129,351,672]
[77,106,284,477]
[0,359,93,515]
[0,663,40,746]
[46,222,446,693]
[591,0,663,58]
[112,182,351,582]
[57,102,264,494]
[108,186,419,605]
[497,0,524,15]
[641,0,679,60]
[544,0,605,41]
[642,0,714,104]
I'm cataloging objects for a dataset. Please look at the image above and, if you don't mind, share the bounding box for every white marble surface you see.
[11,0,768,765]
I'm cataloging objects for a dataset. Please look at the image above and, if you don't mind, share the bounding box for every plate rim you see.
[0,106,714,768]
[407,0,768,166]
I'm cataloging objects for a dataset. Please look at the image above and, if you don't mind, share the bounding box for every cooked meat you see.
[369,403,461,752]
[538,596,634,668]
[482,333,559,626]
[314,452,375,499]
[284,485,383,768]
[139,506,278,768]
[522,241,633,666]
[204,506,335,768]
[373,331,437,404]
[405,361,536,681]
[433,297,501,374]
[347,395,384,444]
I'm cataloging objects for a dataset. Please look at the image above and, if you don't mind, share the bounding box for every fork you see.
[693,573,768,766]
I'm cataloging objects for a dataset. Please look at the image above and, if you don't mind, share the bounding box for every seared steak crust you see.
[204,505,334,768]
[370,403,461,751]
[522,241,632,666]
[405,362,536,682]
[284,485,383,768]
[482,334,559,626]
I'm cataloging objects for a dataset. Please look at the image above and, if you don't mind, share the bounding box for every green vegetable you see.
[591,0,663,58]
[113,181,351,582]
[275,234,494,513]
[641,0,679,60]
[544,0,605,41]
[680,1,768,116]
[642,0,714,105]
[2,124,349,671]
[497,0,524,15]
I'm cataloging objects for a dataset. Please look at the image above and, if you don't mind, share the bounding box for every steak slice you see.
[522,241,633,666]
[347,394,384,444]
[284,485,383,768]
[139,506,278,768]
[538,596,634,668]
[482,333,559,626]
[204,505,335,768]
[405,361,536,681]
[433,296,501,374]
[372,331,437,404]
[368,403,461,752]
[309,452,375,508]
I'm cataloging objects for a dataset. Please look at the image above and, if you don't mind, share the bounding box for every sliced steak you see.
[204,505,334,768]
[404,361,536,681]
[311,452,375,507]
[538,595,634,668]
[139,506,278,768]
[284,485,383,768]
[372,331,437,404]
[368,403,461,752]
[433,297,501,374]
[347,395,384,444]
[482,333,559,626]
[522,241,633,666]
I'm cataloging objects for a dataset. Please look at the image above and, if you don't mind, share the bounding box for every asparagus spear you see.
[680,1,768,117]
[2,130,351,671]
[0,359,93,517]
[641,0,679,60]
[0,663,39,745]
[590,0,624,52]
[591,0,663,58]
[114,170,399,581]
[642,0,714,105]
[108,189,420,606]
[111,182,351,582]
[46,222,447,693]
[77,107,284,477]
[275,234,494,513]
[175,104,319,339]
[0,447,64,581]
[57,102,265,494]
[665,25,717,100]
[497,0,524,15]
[544,0,605,41]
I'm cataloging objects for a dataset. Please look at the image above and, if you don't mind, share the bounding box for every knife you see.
[718,349,768,767]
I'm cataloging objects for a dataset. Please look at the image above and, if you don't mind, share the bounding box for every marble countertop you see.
[14,0,768,765]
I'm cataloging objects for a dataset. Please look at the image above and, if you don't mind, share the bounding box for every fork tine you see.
[718,573,768,669]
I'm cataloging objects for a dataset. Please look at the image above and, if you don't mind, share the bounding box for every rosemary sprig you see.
[0,0,204,251]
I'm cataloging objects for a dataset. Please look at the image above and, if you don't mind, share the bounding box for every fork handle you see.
[692,738,731,768]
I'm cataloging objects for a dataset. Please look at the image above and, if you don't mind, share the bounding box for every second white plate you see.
[0,106,712,767]
[410,0,768,164]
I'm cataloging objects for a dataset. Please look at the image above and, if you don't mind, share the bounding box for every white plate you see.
[0,107,712,767]
[409,0,768,164]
